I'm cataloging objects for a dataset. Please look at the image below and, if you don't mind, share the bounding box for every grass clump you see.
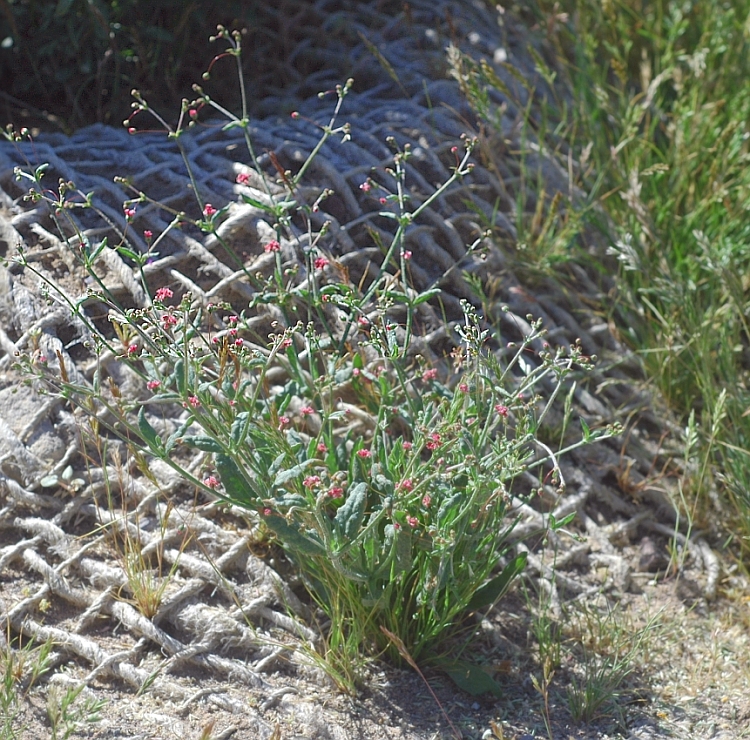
[8,27,617,692]
[553,0,750,540]
[468,0,750,550]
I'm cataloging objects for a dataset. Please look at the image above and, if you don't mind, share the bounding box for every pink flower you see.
[399,479,414,492]
[127,344,138,355]
[317,442,328,453]
[303,475,321,488]
[352,368,361,377]
[406,516,419,528]
[459,383,469,393]
[234,338,244,348]
[358,317,370,327]
[278,416,290,428]
[357,449,372,459]
[425,433,441,451]
[124,207,136,220]
[422,368,438,382]
[359,181,371,193]
[162,314,178,329]
[314,256,329,269]
[204,476,219,489]
[402,250,412,260]
[402,441,413,451]
[379,197,387,205]
[281,338,293,348]
[188,395,200,408]
[155,286,173,302]
[228,315,239,324]
[189,108,198,120]
[422,494,432,507]
[291,111,299,119]
[236,172,251,185]
[300,406,314,416]
[451,146,458,153]
[263,507,272,516]
[147,380,161,391]
[264,240,281,253]
[128,127,136,135]
[328,486,344,499]
[203,204,217,218]
[495,404,509,417]
[144,230,153,239]
[229,328,238,336]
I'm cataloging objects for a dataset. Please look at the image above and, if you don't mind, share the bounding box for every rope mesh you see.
[0,0,704,730]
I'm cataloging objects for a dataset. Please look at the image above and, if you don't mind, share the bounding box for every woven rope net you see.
[0,1,710,736]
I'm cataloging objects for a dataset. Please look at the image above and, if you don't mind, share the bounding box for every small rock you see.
[637,536,669,573]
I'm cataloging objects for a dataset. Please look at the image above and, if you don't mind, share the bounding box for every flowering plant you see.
[11,27,618,691]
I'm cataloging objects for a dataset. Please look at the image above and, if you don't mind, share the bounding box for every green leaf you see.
[264,514,326,556]
[580,417,591,441]
[89,237,107,263]
[393,526,412,574]
[215,453,253,506]
[181,435,223,453]
[138,407,163,453]
[174,359,187,396]
[437,492,462,526]
[240,194,275,214]
[549,511,576,531]
[230,413,249,447]
[274,460,317,488]
[165,419,193,453]
[434,658,503,697]
[116,246,140,262]
[466,552,527,611]
[413,287,442,306]
[335,482,368,541]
